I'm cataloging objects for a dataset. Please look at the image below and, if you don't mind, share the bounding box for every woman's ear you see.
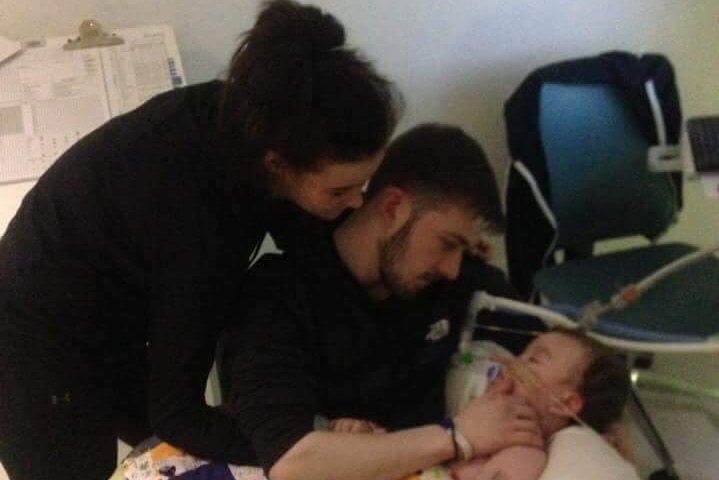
[550,390,584,418]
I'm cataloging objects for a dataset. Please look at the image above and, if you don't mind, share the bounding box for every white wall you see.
[1,0,718,471]
[2,0,718,239]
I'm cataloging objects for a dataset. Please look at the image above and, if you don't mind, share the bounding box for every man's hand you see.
[454,380,543,457]
[330,418,387,434]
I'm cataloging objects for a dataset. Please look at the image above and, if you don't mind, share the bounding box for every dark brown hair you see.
[365,123,504,232]
[220,0,402,175]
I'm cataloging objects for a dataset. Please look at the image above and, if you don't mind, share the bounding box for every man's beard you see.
[378,217,436,299]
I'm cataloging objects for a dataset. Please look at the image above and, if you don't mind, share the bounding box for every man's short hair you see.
[554,329,631,433]
[365,123,504,232]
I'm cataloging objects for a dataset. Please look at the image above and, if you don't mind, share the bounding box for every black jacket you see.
[228,228,541,472]
[0,80,297,462]
[504,52,683,298]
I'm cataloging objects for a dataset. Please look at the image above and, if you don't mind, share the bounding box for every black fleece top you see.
[228,227,531,472]
[0,80,296,462]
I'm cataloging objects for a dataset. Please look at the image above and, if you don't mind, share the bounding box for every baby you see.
[330,328,635,480]
[449,328,633,480]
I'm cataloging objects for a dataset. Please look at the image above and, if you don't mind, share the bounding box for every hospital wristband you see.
[438,417,459,462]
[453,425,474,462]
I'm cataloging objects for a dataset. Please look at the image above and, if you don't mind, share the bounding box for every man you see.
[228,124,545,480]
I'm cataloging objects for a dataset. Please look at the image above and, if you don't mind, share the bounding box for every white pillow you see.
[539,426,640,480]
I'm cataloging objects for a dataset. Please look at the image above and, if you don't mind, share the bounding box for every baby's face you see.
[511,332,590,412]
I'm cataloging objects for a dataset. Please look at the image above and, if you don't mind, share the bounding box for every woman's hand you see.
[603,421,636,464]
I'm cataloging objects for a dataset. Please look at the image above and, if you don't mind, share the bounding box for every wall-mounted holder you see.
[63,19,124,50]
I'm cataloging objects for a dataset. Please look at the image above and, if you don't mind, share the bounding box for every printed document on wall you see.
[102,25,185,117]
[0,25,185,184]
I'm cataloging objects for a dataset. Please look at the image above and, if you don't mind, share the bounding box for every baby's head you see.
[510,329,630,435]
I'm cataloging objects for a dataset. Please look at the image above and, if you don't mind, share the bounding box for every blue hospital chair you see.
[502,81,719,480]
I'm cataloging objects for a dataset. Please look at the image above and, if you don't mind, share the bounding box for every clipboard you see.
[0,20,187,185]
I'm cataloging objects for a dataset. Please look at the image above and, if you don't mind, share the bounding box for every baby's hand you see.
[329,418,387,434]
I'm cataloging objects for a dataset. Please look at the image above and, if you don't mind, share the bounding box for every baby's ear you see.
[550,390,584,418]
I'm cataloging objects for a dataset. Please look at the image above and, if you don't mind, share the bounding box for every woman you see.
[0,2,401,479]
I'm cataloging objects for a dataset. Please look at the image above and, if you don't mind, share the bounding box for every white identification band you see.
[454,426,474,461]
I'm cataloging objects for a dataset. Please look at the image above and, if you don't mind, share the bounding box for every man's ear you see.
[263,150,290,177]
[377,186,411,229]
[550,390,584,418]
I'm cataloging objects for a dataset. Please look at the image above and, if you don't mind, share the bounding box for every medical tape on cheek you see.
[487,363,504,382]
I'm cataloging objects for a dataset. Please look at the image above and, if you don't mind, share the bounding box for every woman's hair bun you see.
[308,9,345,51]
[221,0,401,175]
[255,0,345,53]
